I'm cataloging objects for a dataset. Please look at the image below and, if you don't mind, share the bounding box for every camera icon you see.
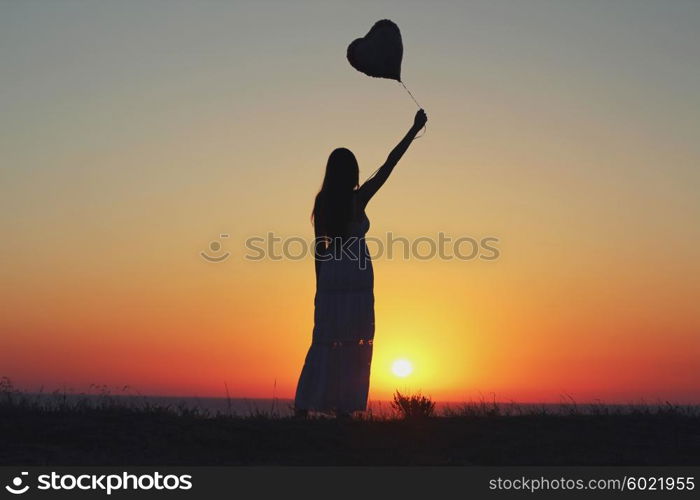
[5,472,29,495]
[200,234,231,263]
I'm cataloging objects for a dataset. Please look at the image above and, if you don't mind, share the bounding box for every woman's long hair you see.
[312,148,359,240]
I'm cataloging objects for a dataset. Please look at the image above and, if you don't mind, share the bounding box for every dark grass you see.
[1,379,699,465]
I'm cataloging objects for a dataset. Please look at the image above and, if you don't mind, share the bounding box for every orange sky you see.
[1,1,699,403]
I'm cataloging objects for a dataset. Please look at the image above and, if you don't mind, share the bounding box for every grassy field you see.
[2,380,699,465]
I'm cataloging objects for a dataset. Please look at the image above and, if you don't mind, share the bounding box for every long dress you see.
[294,211,374,413]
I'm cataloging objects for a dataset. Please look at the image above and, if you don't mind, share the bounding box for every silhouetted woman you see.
[295,109,428,416]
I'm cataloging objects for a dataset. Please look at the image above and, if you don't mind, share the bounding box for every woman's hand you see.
[413,109,428,130]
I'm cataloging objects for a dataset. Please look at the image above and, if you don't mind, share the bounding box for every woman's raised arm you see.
[358,109,427,207]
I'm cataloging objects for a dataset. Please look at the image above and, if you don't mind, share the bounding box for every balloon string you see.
[400,81,426,139]
[400,81,421,108]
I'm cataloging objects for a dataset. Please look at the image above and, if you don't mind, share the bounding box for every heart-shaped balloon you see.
[347,19,403,82]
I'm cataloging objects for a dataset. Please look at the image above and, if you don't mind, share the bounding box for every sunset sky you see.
[2,0,698,403]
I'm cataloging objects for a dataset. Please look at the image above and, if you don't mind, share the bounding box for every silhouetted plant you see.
[1,376,16,405]
[391,390,435,419]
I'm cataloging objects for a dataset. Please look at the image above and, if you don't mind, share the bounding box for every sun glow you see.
[391,359,414,378]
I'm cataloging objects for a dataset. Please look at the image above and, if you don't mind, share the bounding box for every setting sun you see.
[391,359,413,378]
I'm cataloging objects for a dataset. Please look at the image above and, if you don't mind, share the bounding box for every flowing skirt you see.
[294,248,374,413]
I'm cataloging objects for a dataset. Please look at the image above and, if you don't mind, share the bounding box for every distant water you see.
[22,393,697,417]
